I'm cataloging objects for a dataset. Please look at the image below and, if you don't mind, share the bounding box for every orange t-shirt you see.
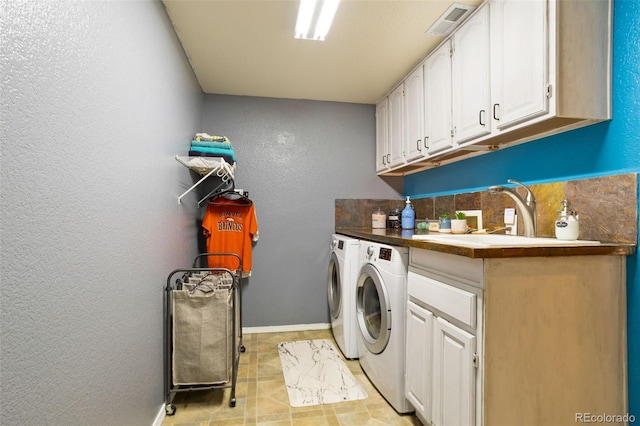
[201,198,258,273]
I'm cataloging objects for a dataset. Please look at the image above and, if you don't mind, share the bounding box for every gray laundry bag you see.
[172,286,232,385]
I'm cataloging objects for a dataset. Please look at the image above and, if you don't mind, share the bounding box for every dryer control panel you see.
[379,247,392,261]
[365,245,394,262]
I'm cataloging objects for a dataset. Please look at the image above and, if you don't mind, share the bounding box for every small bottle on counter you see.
[555,199,579,240]
[401,196,415,229]
[372,208,386,229]
[388,208,401,229]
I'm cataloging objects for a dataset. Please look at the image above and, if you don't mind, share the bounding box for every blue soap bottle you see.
[401,196,415,229]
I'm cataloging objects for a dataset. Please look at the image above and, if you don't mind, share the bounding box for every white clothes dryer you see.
[356,241,412,413]
[328,234,360,359]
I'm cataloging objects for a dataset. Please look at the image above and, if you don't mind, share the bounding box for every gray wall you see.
[201,95,402,327]
[1,1,202,424]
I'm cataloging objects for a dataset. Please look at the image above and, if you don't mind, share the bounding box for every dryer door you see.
[356,263,391,354]
[327,252,341,320]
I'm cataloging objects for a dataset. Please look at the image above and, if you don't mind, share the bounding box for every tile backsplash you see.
[336,173,638,244]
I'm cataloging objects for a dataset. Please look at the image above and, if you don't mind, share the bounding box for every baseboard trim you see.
[242,323,330,334]
[152,404,165,426]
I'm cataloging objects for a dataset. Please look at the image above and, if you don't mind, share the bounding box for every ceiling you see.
[162,0,482,105]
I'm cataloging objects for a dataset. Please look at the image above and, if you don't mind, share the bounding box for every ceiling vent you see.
[425,3,476,36]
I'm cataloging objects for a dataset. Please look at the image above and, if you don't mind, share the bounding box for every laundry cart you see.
[164,253,245,416]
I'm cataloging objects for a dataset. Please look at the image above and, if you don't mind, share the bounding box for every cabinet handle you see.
[417,139,422,151]
[382,155,387,165]
[479,110,486,126]
[424,137,429,149]
[493,104,500,120]
[386,154,391,163]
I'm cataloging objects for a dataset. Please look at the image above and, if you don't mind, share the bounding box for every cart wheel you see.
[165,403,176,416]
[240,345,246,353]
[229,399,236,407]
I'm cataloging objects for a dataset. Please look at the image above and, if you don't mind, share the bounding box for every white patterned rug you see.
[277,339,368,407]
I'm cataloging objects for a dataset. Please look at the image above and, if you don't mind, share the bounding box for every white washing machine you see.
[328,234,360,359]
[356,241,412,413]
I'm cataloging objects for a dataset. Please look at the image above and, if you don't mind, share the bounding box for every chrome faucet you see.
[488,179,537,237]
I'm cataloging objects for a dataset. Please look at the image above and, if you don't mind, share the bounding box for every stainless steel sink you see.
[411,233,601,248]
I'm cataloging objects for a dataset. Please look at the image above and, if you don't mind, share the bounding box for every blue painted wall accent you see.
[405,0,640,415]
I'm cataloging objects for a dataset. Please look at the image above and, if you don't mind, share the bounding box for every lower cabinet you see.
[432,317,476,426]
[406,249,628,426]
[406,268,479,426]
[406,301,433,423]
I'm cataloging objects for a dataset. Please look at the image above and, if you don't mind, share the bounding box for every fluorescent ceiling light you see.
[295,0,340,41]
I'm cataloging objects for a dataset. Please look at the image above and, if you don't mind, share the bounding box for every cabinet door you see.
[388,84,405,167]
[406,300,434,423]
[432,317,476,426]
[376,98,389,173]
[424,41,453,155]
[490,0,548,130]
[452,4,491,144]
[404,66,426,162]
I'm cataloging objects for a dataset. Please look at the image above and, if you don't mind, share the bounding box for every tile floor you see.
[162,328,421,425]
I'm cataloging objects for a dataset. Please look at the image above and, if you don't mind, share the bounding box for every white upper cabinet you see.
[424,40,453,155]
[375,98,389,173]
[489,0,612,133]
[388,84,406,168]
[490,0,548,130]
[404,66,426,162]
[376,0,611,176]
[452,4,491,144]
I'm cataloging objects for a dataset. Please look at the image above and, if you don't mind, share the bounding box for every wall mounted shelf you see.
[175,155,236,205]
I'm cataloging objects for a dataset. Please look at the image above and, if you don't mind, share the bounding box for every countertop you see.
[335,228,636,259]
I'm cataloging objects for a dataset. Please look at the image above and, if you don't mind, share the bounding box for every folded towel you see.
[189,149,236,164]
[195,133,230,143]
[191,140,234,150]
[189,145,236,157]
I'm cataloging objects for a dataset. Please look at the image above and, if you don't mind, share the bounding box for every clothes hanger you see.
[207,183,252,206]
[198,180,231,207]
[198,180,251,207]
[212,191,252,206]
